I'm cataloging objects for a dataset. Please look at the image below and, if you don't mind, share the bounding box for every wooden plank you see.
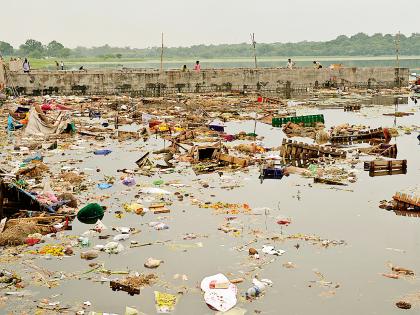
[0,181,4,220]
[369,169,407,177]
[0,217,6,233]
[218,153,249,167]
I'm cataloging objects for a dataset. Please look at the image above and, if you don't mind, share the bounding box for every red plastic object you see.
[277,219,291,226]
[25,238,41,246]
[149,120,162,128]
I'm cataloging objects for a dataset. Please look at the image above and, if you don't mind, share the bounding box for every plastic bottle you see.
[246,279,266,298]
[155,223,169,230]
[79,236,90,247]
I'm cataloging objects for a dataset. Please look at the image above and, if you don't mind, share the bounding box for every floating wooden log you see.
[363,160,407,177]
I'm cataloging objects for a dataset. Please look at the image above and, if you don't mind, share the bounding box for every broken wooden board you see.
[392,193,420,210]
[135,152,154,169]
[369,144,398,158]
[110,280,140,296]
[0,217,6,233]
[217,153,249,167]
[394,210,420,217]
[149,203,171,214]
[314,177,347,186]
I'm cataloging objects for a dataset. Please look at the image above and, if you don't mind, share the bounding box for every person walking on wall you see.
[286,58,295,69]
[194,60,201,72]
[60,61,64,70]
[313,61,323,69]
[23,58,30,73]
[55,61,59,70]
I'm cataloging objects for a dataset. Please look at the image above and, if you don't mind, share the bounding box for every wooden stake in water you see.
[395,31,401,88]
[160,32,164,72]
[395,31,400,69]
[253,111,257,141]
[250,33,257,69]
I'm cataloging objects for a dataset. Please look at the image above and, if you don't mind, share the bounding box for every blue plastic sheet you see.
[93,149,112,156]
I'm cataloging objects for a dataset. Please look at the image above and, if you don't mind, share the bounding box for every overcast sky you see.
[1,0,416,48]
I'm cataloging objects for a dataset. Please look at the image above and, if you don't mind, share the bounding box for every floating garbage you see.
[98,183,113,190]
[140,187,172,195]
[154,291,178,313]
[93,149,112,156]
[201,274,237,312]
[77,203,105,224]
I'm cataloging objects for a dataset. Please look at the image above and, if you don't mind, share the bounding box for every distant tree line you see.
[1,33,420,59]
[0,39,71,58]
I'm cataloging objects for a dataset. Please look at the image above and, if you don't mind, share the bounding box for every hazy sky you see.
[1,0,416,48]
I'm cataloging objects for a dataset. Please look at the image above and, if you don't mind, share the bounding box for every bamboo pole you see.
[0,180,4,219]
[160,32,164,73]
[250,33,257,69]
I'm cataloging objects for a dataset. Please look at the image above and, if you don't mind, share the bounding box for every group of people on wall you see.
[16,58,325,73]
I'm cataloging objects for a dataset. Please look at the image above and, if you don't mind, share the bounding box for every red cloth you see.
[41,104,53,111]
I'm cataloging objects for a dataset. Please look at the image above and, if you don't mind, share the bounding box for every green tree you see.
[46,40,65,57]
[0,41,14,56]
[60,48,71,58]
[19,39,44,57]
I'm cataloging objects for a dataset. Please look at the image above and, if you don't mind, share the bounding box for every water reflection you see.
[43,58,420,71]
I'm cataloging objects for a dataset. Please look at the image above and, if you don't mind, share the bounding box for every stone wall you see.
[5,67,409,96]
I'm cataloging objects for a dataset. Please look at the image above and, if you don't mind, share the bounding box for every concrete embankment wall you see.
[4,67,409,96]
[0,62,5,89]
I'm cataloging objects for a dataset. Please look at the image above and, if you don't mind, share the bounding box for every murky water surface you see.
[2,96,420,314]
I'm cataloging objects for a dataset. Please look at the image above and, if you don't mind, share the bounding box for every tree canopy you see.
[1,33,419,59]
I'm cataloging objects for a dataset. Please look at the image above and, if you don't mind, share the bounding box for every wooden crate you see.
[364,160,407,177]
